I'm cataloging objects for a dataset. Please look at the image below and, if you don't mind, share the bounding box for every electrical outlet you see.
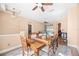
[8,44,10,46]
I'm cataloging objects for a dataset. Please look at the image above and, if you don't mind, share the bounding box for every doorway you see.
[58,23,61,37]
[28,24,32,35]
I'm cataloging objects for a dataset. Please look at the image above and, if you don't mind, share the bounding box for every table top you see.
[36,38,51,45]
[27,39,45,50]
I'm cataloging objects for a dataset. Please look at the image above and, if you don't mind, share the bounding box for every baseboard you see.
[68,44,79,53]
[0,45,21,54]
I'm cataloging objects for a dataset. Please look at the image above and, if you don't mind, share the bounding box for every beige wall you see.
[78,4,79,48]
[0,34,20,51]
[0,11,44,52]
[19,17,44,35]
[58,16,68,32]
[51,16,67,35]
[0,11,20,34]
[0,11,44,35]
[67,4,78,48]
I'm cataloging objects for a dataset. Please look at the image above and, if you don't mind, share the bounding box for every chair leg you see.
[48,47,55,56]
[47,46,49,56]
[53,46,55,54]
[22,48,28,56]
[34,49,39,56]
[21,47,25,56]
[22,50,25,56]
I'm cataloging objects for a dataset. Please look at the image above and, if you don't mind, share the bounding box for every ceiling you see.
[0,3,76,23]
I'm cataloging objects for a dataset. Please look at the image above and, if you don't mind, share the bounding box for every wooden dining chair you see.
[20,31,31,56]
[40,36,54,56]
[48,34,58,55]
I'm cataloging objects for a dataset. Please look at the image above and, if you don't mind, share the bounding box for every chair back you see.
[53,34,58,47]
[29,33,37,40]
[20,31,27,50]
[49,34,58,55]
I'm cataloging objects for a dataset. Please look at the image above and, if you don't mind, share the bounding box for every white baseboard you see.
[0,45,21,54]
[68,44,79,53]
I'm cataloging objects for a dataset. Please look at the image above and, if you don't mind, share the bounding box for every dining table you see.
[27,38,46,56]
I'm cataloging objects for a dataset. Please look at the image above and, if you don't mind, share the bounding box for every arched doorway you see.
[28,24,32,35]
[58,23,61,37]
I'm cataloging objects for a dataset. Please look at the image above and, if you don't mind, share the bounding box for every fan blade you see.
[32,6,38,10]
[41,6,45,12]
[42,3,53,5]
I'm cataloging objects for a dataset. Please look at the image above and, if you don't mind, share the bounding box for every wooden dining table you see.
[27,39,45,56]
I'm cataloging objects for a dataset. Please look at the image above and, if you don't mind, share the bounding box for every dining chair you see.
[40,36,53,56]
[41,34,58,56]
[20,31,34,56]
[48,34,58,55]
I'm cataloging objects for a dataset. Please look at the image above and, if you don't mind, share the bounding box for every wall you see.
[19,17,44,35]
[78,4,79,49]
[51,16,67,35]
[0,11,44,35]
[0,34,21,54]
[67,4,79,51]
[0,11,20,34]
[0,11,44,53]
[58,16,68,32]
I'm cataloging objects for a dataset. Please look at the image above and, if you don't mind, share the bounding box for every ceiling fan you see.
[32,3,53,12]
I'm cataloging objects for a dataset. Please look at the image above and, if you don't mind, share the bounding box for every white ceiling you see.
[0,3,76,23]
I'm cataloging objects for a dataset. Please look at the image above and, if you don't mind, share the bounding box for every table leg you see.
[34,48,39,56]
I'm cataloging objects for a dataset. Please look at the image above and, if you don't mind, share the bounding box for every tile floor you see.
[1,45,79,56]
